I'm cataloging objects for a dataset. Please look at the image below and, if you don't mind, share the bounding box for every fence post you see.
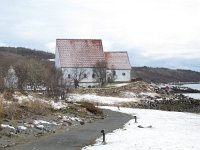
[134,116,137,123]
[101,129,105,143]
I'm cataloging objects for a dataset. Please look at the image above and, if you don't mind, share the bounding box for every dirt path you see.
[6,109,133,150]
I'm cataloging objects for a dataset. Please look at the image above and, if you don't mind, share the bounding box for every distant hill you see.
[132,67,200,83]
[0,47,55,77]
[0,47,54,60]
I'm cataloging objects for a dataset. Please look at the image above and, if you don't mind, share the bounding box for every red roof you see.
[104,51,131,70]
[56,39,105,67]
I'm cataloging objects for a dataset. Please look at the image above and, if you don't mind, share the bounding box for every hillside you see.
[0,47,54,60]
[132,67,200,83]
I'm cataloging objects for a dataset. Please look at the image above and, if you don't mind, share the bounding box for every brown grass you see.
[21,100,52,116]
[3,88,14,101]
[80,101,103,115]
[0,98,4,130]
[4,103,23,120]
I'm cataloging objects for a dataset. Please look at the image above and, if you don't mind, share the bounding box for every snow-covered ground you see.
[68,94,139,105]
[83,106,200,150]
[105,83,130,87]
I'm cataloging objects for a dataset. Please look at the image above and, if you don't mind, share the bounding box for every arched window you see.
[84,74,87,78]
[68,74,71,78]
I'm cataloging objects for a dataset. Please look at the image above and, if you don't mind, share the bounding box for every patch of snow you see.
[51,101,68,110]
[69,117,82,122]
[120,92,136,98]
[1,124,15,130]
[68,94,139,105]
[24,123,34,128]
[17,126,27,130]
[35,124,44,130]
[34,120,51,125]
[110,83,130,87]
[33,120,57,125]
[62,116,82,122]
[83,106,200,150]
[13,93,34,104]
[139,92,159,97]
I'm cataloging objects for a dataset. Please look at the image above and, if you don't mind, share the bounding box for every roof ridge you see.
[56,39,102,41]
[104,51,128,53]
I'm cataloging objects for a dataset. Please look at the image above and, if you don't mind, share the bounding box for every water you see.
[181,84,200,100]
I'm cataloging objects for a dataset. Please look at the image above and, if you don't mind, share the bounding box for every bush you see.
[80,101,103,115]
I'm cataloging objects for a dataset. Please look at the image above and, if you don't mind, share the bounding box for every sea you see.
[180,83,200,100]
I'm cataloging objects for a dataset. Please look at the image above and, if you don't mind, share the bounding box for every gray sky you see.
[1,0,200,71]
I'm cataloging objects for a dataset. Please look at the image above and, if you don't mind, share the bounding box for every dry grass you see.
[21,100,52,116]
[0,98,4,130]
[80,101,103,115]
[4,103,23,120]
[3,88,15,101]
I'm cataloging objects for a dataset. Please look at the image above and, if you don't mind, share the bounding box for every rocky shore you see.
[120,94,200,113]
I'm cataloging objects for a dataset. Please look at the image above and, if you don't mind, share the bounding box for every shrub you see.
[80,101,103,115]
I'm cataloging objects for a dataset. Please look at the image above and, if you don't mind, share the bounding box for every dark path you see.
[7,109,133,150]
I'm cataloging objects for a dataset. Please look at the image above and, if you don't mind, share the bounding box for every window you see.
[84,74,87,78]
[113,70,116,76]
[68,74,70,78]
[122,73,126,76]
[92,73,95,78]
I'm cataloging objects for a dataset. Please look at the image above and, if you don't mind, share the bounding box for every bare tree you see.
[93,60,107,86]
[14,60,29,90]
[107,69,117,83]
[45,65,70,100]
[69,67,88,88]
[0,67,5,90]
[4,66,18,89]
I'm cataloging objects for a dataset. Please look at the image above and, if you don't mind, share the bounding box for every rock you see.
[80,121,85,125]
[35,124,45,130]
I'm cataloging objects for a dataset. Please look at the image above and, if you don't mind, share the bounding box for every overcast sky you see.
[1,0,200,71]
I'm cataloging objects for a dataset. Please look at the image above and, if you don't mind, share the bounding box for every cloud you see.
[0,42,8,47]
[0,0,200,71]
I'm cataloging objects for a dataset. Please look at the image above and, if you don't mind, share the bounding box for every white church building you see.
[55,39,132,87]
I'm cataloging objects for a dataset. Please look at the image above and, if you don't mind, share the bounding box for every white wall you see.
[55,48,61,68]
[62,68,99,87]
[106,69,131,82]
[61,68,131,87]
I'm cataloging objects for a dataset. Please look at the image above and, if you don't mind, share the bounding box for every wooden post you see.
[101,129,105,143]
[134,116,137,123]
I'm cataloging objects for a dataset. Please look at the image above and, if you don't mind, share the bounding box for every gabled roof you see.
[104,51,132,70]
[56,39,105,67]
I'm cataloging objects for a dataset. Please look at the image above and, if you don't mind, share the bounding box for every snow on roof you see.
[56,39,105,67]
[104,51,132,70]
